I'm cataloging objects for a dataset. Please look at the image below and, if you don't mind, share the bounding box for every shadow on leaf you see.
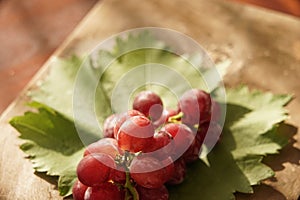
[263,123,299,171]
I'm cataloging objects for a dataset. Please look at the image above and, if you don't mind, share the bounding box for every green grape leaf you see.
[9,102,84,197]
[29,56,82,120]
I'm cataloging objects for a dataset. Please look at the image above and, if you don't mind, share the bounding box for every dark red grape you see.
[133,91,163,121]
[182,137,202,163]
[103,114,119,138]
[167,158,186,185]
[72,179,88,200]
[196,122,209,144]
[179,89,212,126]
[130,156,173,189]
[117,115,155,153]
[84,138,121,159]
[144,131,174,160]
[184,121,223,163]
[109,165,126,184]
[136,185,169,200]
[114,110,144,138]
[163,123,195,159]
[153,110,168,129]
[77,153,116,187]
[162,157,175,180]
[202,121,222,149]
[84,182,124,200]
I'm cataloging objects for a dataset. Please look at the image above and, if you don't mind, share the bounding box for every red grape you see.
[72,179,88,200]
[117,115,155,153]
[196,122,209,144]
[167,158,186,185]
[144,131,174,160]
[162,157,175,179]
[103,114,119,138]
[136,185,169,200]
[77,153,116,187]
[84,138,121,158]
[114,110,144,138]
[84,182,124,200]
[183,122,222,163]
[179,89,212,126]
[109,165,126,184]
[182,137,202,163]
[133,91,163,121]
[130,156,173,189]
[163,123,195,159]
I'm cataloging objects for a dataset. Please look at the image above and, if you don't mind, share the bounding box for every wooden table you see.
[232,0,300,17]
[0,0,98,113]
[0,0,300,199]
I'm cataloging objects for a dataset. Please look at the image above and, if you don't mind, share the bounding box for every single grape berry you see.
[84,138,121,159]
[179,89,212,126]
[163,123,195,159]
[103,114,119,138]
[133,91,163,121]
[109,165,126,184]
[182,137,202,163]
[130,156,173,189]
[114,110,144,139]
[196,122,209,144]
[144,131,174,161]
[162,157,175,180]
[117,115,155,153]
[72,179,88,200]
[167,158,186,185]
[136,185,169,200]
[84,182,124,200]
[77,153,116,187]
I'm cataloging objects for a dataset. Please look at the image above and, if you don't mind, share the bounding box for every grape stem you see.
[125,171,139,200]
[168,111,184,123]
[123,151,139,200]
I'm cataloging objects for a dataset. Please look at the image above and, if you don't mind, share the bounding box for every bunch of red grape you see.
[73,90,222,200]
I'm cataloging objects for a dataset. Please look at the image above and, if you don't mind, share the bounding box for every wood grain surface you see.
[0,0,300,199]
[0,0,98,113]
[233,0,300,17]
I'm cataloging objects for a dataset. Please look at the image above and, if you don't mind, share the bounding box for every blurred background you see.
[0,0,299,114]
